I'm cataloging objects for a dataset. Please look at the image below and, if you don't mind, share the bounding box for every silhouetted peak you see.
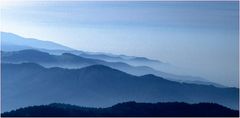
[141,74,164,79]
[80,65,129,76]
[132,57,148,61]
[141,74,156,77]
[131,57,161,63]
[49,103,67,106]
[112,101,137,107]
[83,64,114,70]
[62,53,78,57]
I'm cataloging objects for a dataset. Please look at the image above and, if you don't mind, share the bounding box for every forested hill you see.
[2,102,239,117]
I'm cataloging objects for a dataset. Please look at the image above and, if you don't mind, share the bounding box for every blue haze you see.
[1,1,239,87]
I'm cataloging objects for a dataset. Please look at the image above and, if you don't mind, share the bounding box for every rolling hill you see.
[1,102,238,117]
[2,63,238,112]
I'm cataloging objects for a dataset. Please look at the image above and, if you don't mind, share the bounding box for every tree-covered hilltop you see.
[2,101,239,117]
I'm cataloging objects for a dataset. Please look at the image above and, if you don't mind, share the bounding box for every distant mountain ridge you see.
[1,49,225,87]
[2,63,238,112]
[78,52,162,66]
[2,102,238,117]
[1,32,73,51]
[1,32,226,87]
[1,32,161,66]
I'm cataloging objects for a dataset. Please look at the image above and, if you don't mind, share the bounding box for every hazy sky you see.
[1,1,239,87]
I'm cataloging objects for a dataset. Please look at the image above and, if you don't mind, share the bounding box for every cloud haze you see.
[1,1,239,87]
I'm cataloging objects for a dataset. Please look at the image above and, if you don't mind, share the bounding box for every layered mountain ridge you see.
[1,49,225,87]
[2,63,238,112]
[1,32,238,116]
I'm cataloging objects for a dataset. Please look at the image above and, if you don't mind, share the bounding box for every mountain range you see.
[1,32,161,67]
[1,32,207,81]
[1,32,227,87]
[2,63,238,112]
[2,102,238,117]
[1,49,225,87]
[1,32,238,116]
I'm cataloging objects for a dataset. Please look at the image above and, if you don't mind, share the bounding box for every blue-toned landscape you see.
[1,1,239,117]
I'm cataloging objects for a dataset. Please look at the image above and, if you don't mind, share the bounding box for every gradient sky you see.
[0,1,239,87]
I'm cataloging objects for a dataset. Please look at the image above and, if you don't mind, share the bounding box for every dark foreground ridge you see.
[1,101,239,117]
